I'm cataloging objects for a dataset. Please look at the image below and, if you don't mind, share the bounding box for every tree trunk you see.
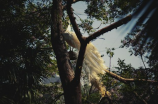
[51,0,82,103]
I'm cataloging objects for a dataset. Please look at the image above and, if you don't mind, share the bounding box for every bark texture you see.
[51,0,82,103]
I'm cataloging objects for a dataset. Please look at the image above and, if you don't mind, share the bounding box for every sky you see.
[72,1,148,69]
[41,1,149,83]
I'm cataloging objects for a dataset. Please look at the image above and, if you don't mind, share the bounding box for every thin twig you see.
[62,0,84,10]
[140,54,147,69]
[86,15,132,43]
[133,91,147,104]
[94,22,102,29]
[53,93,64,103]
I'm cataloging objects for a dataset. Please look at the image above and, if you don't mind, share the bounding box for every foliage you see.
[66,0,158,103]
[85,0,142,20]
[71,0,142,36]
[99,58,158,104]
[36,83,64,104]
[1,0,158,103]
[106,48,115,58]
[81,83,103,104]
[118,2,158,103]
[0,0,57,103]
[120,0,158,67]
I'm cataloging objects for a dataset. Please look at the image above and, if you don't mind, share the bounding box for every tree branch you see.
[63,0,83,10]
[67,0,87,84]
[140,54,147,69]
[86,15,132,43]
[53,93,64,103]
[98,96,113,104]
[88,83,93,96]
[66,1,157,87]
[104,69,158,84]
[73,43,87,84]
[67,0,85,43]
[133,90,147,104]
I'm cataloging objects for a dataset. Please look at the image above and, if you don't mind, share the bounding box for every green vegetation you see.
[0,0,158,104]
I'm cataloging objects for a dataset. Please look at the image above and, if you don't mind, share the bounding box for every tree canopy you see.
[0,0,56,103]
[0,0,158,104]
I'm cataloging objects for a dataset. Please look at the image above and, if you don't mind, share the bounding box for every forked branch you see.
[67,0,87,84]
[66,1,157,85]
